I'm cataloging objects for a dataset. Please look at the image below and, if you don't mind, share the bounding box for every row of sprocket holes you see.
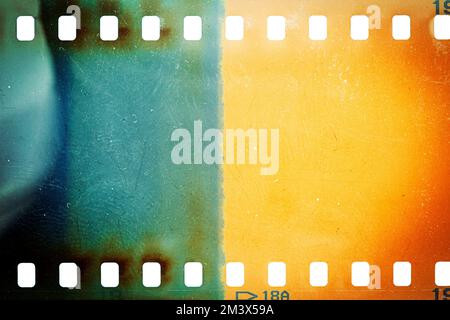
[15,15,450,42]
[16,261,450,288]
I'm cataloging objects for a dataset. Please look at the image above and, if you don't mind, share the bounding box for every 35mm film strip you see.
[1,0,450,301]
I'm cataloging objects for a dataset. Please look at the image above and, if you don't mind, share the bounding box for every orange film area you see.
[222,0,450,299]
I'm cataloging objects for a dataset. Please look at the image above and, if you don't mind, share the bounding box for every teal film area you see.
[0,0,223,299]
